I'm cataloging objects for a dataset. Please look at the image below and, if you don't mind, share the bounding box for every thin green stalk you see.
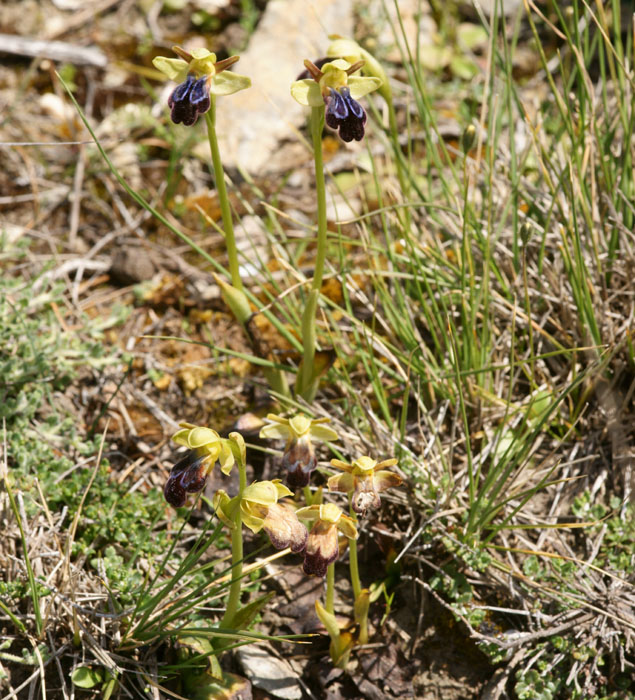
[325,562,335,615]
[310,106,328,294]
[347,498,361,599]
[205,102,242,292]
[348,538,361,600]
[219,457,247,630]
[297,106,328,400]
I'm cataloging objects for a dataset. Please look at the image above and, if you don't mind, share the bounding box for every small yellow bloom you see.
[328,455,402,515]
[172,422,236,474]
[259,413,339,488]
[213,480,308,553]
[295,503,358,576]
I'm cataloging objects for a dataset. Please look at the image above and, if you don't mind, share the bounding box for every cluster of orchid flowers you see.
[164,414,402,580]
[153,37,399,666]
[152,39,383,142]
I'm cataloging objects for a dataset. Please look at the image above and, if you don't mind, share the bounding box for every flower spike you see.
[259,413,339,488]
[328,455,402,516]
[214,480,308,553]
[163,422,239,508]
[153,45,250,126]
[290,57,381,142]
[296,503,358,577]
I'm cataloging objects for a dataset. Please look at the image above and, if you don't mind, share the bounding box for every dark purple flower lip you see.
[163,450,210,507]
[325,86,367,142]
[167,74,211,126]
[282,438,317,488]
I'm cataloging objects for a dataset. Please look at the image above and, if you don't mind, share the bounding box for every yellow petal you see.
[213,490,235,529]
[330,458,352,471]
[295,504,321,519]
[171,428,191,446]
[189,47,216,61]
[352,456,377,473]
[309,424,338,442]
[289,415,311,437]
[374,470,403,492]
[375,458,398,469]
[209,71,251,96]
[290,79,323,107]
[242,480,279,506]
[322,58,351,72]
[327,36,389,94]
[152,56,188,82]
[218,441,235,475]
[241,500,266,533]
[188,426,220,449]
[327,472,354,494]
[273,481,294,500]
[326,36,362,63]
[337,514,358,540]
[347,76,382,100]
[228,431,246,466]
[259,423,291,440]
[319,502,342,524]
[265,413,288,424]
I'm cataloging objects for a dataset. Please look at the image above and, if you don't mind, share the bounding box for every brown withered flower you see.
[296,503,358,577]
[259,413,338,488]
[328,455,402,516]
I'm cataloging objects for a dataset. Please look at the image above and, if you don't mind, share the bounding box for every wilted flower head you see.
[291,58,381,142]
[328,455,402,516]
[163,423,243,508]
[164,450,213,508]
[214,480,308,553]
[259,413,338,488]
[295,502,358,577]
[153,46,251,126]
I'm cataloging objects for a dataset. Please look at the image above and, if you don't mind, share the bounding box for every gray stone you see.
[237,645,303,700]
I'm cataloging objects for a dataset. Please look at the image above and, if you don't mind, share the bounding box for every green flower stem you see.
[297,106,327,400]
[348,496,361,599]
[219,457,247,631]
[310,105,328,294]
[205,102,243,292]
[348,537,362,600]
[326,561,335,615]
[354,589,370,645]
[206,107,290,399]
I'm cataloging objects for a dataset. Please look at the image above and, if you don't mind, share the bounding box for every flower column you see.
[290,60,381,401]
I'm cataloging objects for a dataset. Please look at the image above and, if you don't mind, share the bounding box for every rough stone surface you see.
[237,644,303,699]
[215,0,354,174]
